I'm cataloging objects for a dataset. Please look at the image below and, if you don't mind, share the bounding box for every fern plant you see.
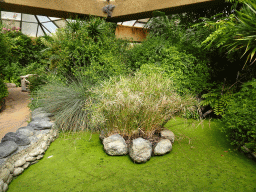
[200,88,234,116]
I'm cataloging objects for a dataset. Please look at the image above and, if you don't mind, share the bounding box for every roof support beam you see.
[0,0,225,22]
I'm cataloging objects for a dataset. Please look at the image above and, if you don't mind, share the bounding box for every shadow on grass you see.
[8,118,256,191]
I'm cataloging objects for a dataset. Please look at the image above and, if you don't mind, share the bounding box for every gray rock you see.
[103,134,128,156]
[43,135,49,141]
[40,141,48,150]
[154,139,172,155]
[6,174,13,184]
[16,126,35,137]
[14,158,26,167]
[28,120,54,129]
[30,160,38,165]
[0,179,3,190]
[26,156,37,162]
[0,141,18,158]
[29,148,44,157]
[5,162,14,173]
[32,113,53,121]
[160,129,175,143]
[32,116,51,122]
[13,167,24,176]
[1,132,30,146]
[2,183,8,192]
[0,169,10,183]
[129,138,152,163]
[22,162,30,169]
[37,155,44,160]
[36,134,44,139]
[31,107,46,116]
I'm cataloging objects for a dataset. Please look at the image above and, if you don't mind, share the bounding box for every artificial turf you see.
[8,117,256,191]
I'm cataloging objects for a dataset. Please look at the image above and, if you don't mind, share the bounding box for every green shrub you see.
[221,79,256,153]
[92,71,199,139]
[3,62,22,86]
[0,24,11,76]
[27,75,47,93]
[40,16,129,84]
[0,77,8,103]
[0,26,47,86]
[126,37,210,95]
[5,31,38,67]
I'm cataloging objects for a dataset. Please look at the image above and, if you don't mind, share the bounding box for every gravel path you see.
[0,87,31,140]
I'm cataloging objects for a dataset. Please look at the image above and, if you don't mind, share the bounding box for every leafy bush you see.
[0,25,47,86]
[92,72,199,139]
[40,16,129,84]
[27,75,47,93]
[0,23,11,76]
[125,37,210,95]
[0,77,8,103]
[4,30,38,67]
[221,79,256,153]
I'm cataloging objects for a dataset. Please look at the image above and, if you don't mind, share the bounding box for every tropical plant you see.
[200,85,234,117]
[201,0,256,68]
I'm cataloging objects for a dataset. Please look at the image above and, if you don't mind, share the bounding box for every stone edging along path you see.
[0,108,58,192]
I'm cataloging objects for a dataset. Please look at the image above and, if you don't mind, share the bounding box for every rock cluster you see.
[100,129,175,163]
[0,107,58,192]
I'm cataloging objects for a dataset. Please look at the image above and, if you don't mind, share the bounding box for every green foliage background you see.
[221,79,256,153]
[125,36,210,95]
[39,16,130,85]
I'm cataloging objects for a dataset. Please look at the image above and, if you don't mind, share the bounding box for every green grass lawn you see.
[8,117,256,191]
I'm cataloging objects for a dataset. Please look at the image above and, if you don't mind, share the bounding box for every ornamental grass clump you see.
[34,75,99,132]
[93,72,199,139]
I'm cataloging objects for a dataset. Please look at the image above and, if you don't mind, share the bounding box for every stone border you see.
[0,108,58,192]
[0,129,58,191]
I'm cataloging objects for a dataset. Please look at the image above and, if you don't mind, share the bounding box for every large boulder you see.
[103,134,128,156]
[160,129,175,143]
[153,139,172,155]
[16,126,35,137]
[1,132,30,146]
[129,138,152,163]
[28,119,54,130]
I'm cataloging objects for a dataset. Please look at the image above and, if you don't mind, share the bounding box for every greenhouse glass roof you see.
[0,11,149,37]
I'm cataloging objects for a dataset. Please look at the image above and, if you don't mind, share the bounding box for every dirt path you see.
[0,87,31,140]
